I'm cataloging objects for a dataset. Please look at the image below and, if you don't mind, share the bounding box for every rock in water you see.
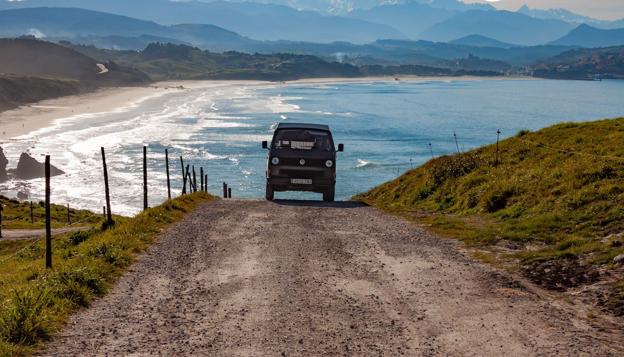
[15,153,65,180]
[0,147,7,182]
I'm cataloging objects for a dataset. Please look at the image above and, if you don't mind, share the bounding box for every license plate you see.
[291,178,312,185]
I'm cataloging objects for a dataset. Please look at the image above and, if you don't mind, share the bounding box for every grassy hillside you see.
[0,192,212,355]
[0,75,81,112]
[533,46,624,80]
[0,38,150,111]
[357,118,624,314]
[0,196,102,229]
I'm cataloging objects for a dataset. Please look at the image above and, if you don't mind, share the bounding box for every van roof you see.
[276,123,330,131]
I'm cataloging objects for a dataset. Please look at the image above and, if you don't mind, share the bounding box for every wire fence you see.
[0,145,237,269]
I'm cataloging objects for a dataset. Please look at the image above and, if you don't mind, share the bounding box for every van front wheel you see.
[323,186,335,202]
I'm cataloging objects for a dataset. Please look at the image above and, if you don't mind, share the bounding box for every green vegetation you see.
[532,46,624,80]
[68,43,504,82]
[356,118,624,311]
[0,192,212,355]
[0,196,101,230]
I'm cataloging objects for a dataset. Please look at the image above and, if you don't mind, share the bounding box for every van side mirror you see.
[338,144,344,152]
[262,141,268,149]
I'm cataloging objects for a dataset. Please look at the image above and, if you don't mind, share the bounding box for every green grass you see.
[356,118,624,305]
[0,192,213,356]
[0,196,101,230]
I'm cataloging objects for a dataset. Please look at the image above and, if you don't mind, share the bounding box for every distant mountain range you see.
[0,0,405,43]
[1,0,622,47]
[550,25,624,48]
[0,7,576,69]
[517,5,624,30]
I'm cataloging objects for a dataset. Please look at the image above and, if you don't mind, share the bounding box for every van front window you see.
[273,129,334,151]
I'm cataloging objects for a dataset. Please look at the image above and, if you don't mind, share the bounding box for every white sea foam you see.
[356,159,376,168]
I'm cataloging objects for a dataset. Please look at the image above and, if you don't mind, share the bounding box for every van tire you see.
[323,186,335,202]
[266,183,274,201]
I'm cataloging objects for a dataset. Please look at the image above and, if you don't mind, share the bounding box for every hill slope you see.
[0,38,149,111]
[550,24,624,48]
[357,118,624,314]
[532,46,624,80]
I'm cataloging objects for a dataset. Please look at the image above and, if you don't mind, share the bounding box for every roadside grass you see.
[355,118,624,311]
[0,192,212,356]
[0,196,101,230]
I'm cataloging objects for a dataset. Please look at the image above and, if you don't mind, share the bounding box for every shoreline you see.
[0,76,532,140]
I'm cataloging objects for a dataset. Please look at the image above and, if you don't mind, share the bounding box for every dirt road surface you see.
[41,199,623,356]
[1,226,84,241]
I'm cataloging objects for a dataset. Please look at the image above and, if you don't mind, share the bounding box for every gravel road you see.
[41,199,623,356]
[1,226,84,241]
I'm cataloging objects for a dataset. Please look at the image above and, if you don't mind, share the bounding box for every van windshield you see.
[273,129,334,152]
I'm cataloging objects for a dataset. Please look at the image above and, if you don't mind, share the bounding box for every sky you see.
[463,0,624,20]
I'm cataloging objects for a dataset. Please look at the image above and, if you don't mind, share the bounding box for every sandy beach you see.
[0,76,531,141]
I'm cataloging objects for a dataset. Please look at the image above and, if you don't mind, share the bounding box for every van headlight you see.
[325,160,334,168]
[271,157,280,165]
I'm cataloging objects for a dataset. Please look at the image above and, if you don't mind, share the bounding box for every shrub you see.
[66,229,97,246]
[428,153,484,186]
[89,242,131,267]
[483,187,517,213]
[50,267,106,307]
[0,288,51,345]
[16,244,45,260]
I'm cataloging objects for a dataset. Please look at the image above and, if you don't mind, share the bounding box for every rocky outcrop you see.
[0,147,7,182]
[15,152,65,180]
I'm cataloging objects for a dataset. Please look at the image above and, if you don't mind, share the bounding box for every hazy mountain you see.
[347,2,455,38]
[0,7,266,51]
[450,35,517,49]
[0,7,172,38]
[517,5,624,30]
[550,24,624,48]
[0,0,405,43]
[419,10,576,46]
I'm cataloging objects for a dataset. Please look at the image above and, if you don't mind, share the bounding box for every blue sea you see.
[2,78,624,215]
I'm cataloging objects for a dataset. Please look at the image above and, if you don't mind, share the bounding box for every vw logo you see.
[299,159,306,166]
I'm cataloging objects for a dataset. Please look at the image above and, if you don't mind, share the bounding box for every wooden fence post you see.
[205,174,208,192]
[200,167,204,192]
[495,129,501,166]
[180,156,186,195]
[228,187,232,199]
[143,146,148,210]
[165,149,171,199]
[185,165,192,193]
[101,147,113,226]
[45,155,52,269]
[30,201,34,224]
[67,203,70,225]
[223,182,227,198]
[192,166,197,193]
[0,203,3,239]
[103,206,106,220]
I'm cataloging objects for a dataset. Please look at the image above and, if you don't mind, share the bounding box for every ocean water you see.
[2,78,624,215]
